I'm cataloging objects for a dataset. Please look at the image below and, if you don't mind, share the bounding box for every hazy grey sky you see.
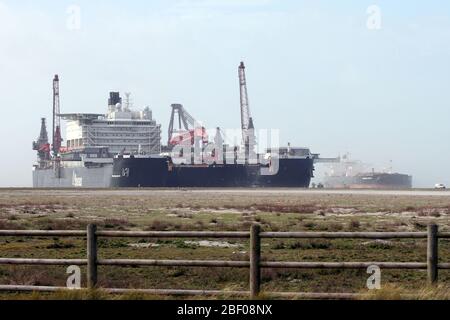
[1,1,449,187]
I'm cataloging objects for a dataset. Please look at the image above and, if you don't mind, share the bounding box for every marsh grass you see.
[360,284,450,300]
[0,189,449,300]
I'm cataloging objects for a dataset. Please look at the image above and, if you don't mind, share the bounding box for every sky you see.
[0,0,449,187]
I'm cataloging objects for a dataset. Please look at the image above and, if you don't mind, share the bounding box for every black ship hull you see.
[111,157,314,188]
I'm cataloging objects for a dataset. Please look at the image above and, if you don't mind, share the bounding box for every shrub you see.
[303,222,317,230]
[145,220,172,231]
[46,241,76,249]
[271,241,285,250]
[348,220,361,230]
[288,240,331,250]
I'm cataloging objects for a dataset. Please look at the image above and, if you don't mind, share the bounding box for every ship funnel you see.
[108,92,122,106]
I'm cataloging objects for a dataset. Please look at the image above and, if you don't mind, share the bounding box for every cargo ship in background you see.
[322,154,413,189]
[33,62,317,188]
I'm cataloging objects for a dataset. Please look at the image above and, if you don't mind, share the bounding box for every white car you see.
[434,184,446,190]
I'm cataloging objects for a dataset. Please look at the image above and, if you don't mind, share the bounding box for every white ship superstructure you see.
[33,87,162,188]
[62,92,161,155]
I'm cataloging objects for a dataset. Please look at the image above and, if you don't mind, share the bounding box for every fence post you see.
[87,224,98,289]
[250,224,261,299]
[427,224,438,285]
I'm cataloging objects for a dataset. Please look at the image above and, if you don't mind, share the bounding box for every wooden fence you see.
[0,224,449,299]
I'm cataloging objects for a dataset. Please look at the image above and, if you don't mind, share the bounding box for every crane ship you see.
[32,77,162,188]
[110,62,315,188]
[33,62,316,188]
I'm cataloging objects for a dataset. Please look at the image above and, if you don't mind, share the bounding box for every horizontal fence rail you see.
[0,259,87,266]
[0,230,87,237]
[260,262,430,269]
[97,259,250,268]
[96,231,251,238]
[261,231,450,239]
[0,224,449,299]
[2,230,449,239]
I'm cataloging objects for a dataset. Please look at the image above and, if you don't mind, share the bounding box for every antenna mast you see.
[124,92,132,111]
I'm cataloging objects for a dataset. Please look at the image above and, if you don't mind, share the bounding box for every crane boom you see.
[239,62,252,139]
[238,62,256,161]
[52,75,62,156]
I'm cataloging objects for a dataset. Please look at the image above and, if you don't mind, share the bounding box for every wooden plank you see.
[0,259,428,270]
[267,292,417,300]
[427,224,439,284]
[0,285,249,297]
[104,288,249,297]
[438,232,450,239]
[0,230,86,237]
[0,259,86,265]
[266,292,361,300]
[0,285,65,292]
[260,262,427,269]
[0,229,444,239]
[97,259,249,268]
[87,224,98,289]
[260,232,428,239]
[250,224,261,299]
[96,231,250,238]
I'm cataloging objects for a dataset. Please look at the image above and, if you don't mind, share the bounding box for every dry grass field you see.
[0,188,449,300]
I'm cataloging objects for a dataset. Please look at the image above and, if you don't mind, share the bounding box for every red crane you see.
[168,104,208,147]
